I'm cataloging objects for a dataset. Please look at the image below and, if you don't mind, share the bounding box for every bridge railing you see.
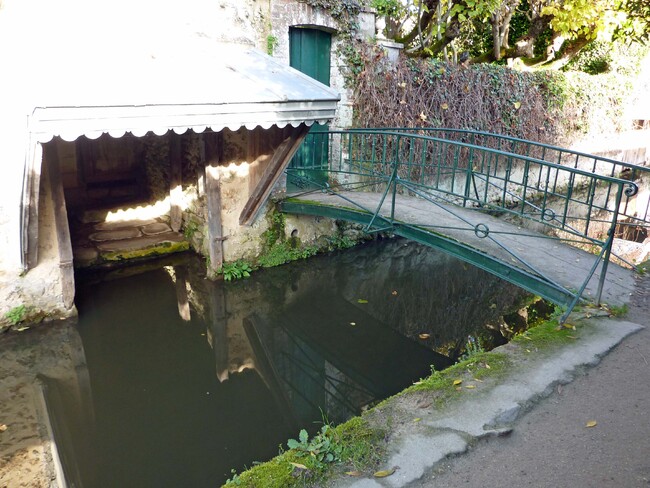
[288,129,638,250]
[354,127,650,240]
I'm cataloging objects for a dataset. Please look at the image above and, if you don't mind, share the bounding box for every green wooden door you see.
[288,27,331,191]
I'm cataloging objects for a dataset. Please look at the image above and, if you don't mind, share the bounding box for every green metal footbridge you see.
[280,128,649,322]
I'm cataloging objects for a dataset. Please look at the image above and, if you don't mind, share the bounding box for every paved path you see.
[413,273,650,488]
[288,192,635,306]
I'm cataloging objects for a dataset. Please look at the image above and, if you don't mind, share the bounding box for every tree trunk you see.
[397,0,441,46]
[511,13,552,58]
[539,35,591,70]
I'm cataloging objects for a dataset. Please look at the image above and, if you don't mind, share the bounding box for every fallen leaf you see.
[489,303,497,309]
[453,379,463,386]
[441,103,449,110]
[290,462,309,470]
[417,401,432,408]
[586,420,598,428]
[419,111,427,121]
[455,387,462,391]
[0,424,7,432]
[391,290,398,296]
[346,471,363,477]
[484,364,491,369]
[567,335,577,339]
[413,418,421,422]
[560,323,576,330]
[513,101,521,109]
[465,384,476,389]
[419,333,430,339]
[398,82,406,88]
[413,380,423,385]
[374,468,396,478]
[473,378,483,382]
[464,85,470,93]
[400,100,407,105]
[357,299,368,304]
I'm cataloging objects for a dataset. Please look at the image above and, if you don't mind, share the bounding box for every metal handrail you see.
[285,128,640,320]
[355,127,650,232]
[289,129,637,244]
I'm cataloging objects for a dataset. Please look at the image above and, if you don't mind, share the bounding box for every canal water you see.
[46,238,530,487]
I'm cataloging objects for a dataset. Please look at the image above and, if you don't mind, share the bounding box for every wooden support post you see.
[173,265,191,321]
[239,124,310,226]
[169,132,183,233]
[205,164,224,279]
[44,143,75,310]
[208,283,229,382]
[24,140,43,269]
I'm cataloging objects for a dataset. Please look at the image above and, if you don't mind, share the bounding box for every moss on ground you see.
[101,241,189,262]
[225,417,384,487]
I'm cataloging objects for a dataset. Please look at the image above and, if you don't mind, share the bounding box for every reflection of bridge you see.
[282,129,649,322]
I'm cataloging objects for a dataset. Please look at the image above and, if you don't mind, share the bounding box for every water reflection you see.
[45,238,528,487]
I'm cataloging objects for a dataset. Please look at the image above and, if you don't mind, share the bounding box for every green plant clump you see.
[4,304,26,326]
[219,260,253,281]
[224,417,383,488]
[266,34,278,55]
[258,242,318,268]
[287,425,342,467]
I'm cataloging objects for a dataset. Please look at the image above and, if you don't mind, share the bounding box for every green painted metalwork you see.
[280,199,575,307]
[288,28,331,191]
[358,127,650,238]
[283,129,644,322]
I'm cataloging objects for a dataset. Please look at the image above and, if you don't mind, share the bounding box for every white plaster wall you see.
[0,158,73,328]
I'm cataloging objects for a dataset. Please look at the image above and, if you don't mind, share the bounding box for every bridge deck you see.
[282,191,635,308]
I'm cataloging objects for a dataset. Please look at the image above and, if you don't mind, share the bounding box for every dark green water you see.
[53,238,528,487]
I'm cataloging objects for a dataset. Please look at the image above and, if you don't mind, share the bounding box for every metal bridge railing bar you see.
[285,129,639,321]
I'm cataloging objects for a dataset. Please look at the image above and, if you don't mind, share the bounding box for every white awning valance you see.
[26,44,340,142]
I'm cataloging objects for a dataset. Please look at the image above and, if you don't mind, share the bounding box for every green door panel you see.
[288,28,331,191]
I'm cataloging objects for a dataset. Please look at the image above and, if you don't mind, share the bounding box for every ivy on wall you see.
[297,0,368,86]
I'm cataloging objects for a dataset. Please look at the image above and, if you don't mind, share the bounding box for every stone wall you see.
[0,160,76,332]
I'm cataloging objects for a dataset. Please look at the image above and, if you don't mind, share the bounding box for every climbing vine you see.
[297,0,367,86]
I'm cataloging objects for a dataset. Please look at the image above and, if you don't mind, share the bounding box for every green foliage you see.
[262,210,286,249]
[297,0,365,87]
[287,425,343,468]
[392,351,511,408]
[4,305,26,326]
[218,260,253,281]
[355,46,639,143]
[182,218,199,240]
[370,0,402,17]
[257,208,318,268]
[565,39,649,76]
[258,242,318,268]
[224,469,241,486]
[459,335,484,361]
[614,0,650,43]
[223,416,383,488]
[266,35,278,55]
[325,234,356,251]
